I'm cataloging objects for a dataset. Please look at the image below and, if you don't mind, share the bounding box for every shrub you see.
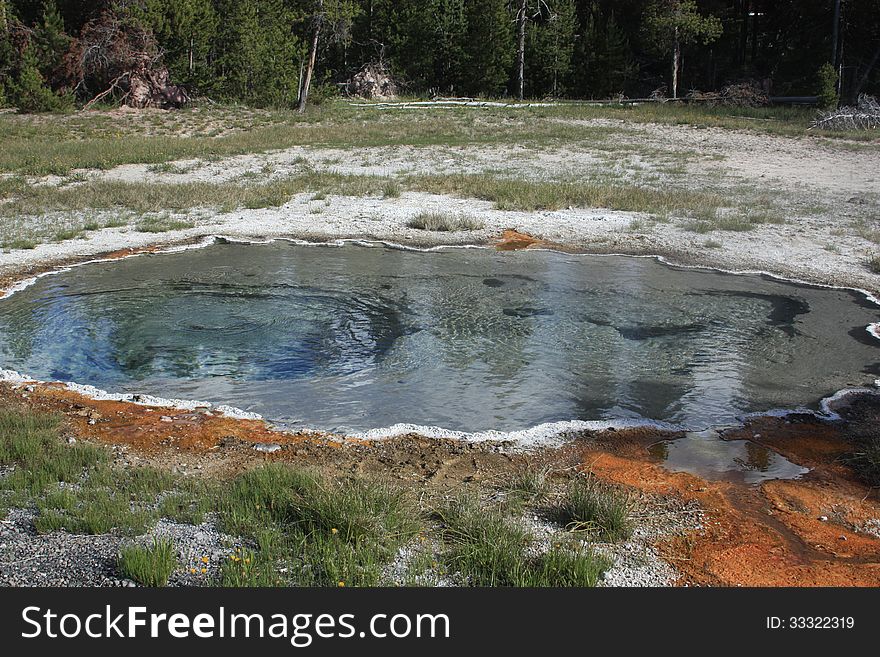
[816,63,839,110]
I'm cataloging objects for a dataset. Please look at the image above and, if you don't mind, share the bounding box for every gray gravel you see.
[1,493,702,586]
[598,495,703,587]
[518,492,703,587]
[0,508,240,586]
[0,509,126,587]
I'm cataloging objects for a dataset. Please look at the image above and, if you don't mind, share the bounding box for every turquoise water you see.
[0,241,877,433]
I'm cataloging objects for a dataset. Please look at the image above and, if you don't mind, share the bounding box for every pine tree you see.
[392,0,466,94]
[213,0,307,106]
[460,0,512,96]
[431,0,467,93]
[215,0,259,100]
[7,43,65,112]
[297,0,359,111]
[350,0,396,64]
[816,62,839,109]
[33,0,70,85]
[575,8,637,99]
[642,0,722,99]
[526,0,577,97]
[135,0,218,91]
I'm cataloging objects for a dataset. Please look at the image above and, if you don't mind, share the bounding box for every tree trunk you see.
[738,0,747,66]
[517,0,527,101]
[831,0,842,67]
[672,27,680,99]
[297,0,323,113]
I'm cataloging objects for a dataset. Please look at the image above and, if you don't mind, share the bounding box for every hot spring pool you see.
[0,241,877,434]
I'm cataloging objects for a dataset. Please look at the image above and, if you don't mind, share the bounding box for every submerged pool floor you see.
[1,241,877,433]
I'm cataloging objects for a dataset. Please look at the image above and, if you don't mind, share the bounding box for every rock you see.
[819,515,829,522]
[160,416,173,423]
[253,443,282,453]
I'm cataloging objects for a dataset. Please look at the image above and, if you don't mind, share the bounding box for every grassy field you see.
[2,103,871,172]
[0,407,633,587]
[0,101,868,177]
[0,99,875,252]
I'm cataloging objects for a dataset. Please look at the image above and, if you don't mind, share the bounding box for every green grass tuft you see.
[553,475,633,542]
[382,180,402,198]
[0,409,621,587]
[0,410,106,502]
[503,464,552,507]
[536,543,612,587]
[406,211,484,232]
[217,464,420,587]
[135,216,195,233]
[118,538,178,587]
[436,495,609,586]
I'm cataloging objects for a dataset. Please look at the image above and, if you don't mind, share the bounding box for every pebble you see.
[253,442,282,453]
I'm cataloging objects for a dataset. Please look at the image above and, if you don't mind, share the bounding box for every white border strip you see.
[0,367,262,421]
